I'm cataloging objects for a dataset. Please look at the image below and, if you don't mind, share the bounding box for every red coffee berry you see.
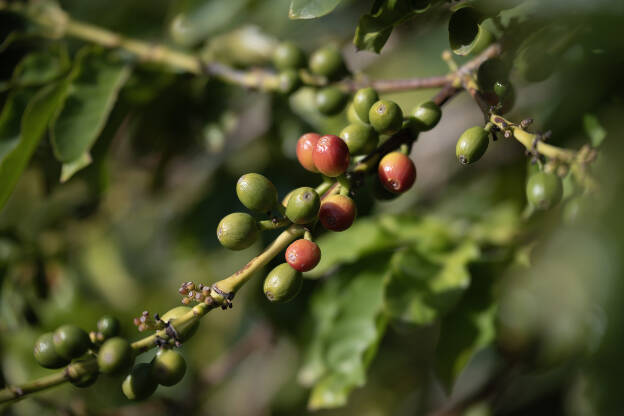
[319,194,356,232]
[285,239,321,272]
[378,152,416,194]
[296,133,321,172]
[312,135,350,177]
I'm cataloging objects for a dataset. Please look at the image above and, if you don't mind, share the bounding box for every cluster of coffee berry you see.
[32,311,191,401]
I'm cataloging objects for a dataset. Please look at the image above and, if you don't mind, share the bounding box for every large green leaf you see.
[384,241,480,325]
[10,46,70,88]
[289,0,343,19]
[0,90,34,161]
[50,49,130,163]
[299,255,390,410]
[0,81,70,210]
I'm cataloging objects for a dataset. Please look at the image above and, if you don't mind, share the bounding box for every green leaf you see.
[60,152,92,183]
[0,90,34,161]
[299,255,390,410]
[10,46,70,88]
[583,113,606,147]
[289,0,343,19]
[0,81,70,211]
[353,0,431,53]
[307,218,395,277]
[50,49,130,163]
[384,241,480,325]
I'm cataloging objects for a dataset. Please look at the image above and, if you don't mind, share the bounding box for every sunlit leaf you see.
[60,152,92,183]
[583,113,606,147]
[50,49,130,163]
[289,0,343,19]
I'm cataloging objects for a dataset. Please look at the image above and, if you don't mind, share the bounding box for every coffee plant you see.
[0,0,623,414]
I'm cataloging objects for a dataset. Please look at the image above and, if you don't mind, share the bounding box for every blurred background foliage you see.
[0,0,624,415]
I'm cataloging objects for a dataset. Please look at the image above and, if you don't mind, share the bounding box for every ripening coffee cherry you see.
[319,194,356,231]
[309,46,345,79]
[236,173,278,213]
[313,135,350,177]
[378,152,416,194]
[315,87,347,116]
[456,126,489,165]
[217,212,258,250]
[97,315,120,339]
[263,263,303,303]
[285,239,321,272]
[34,332,69,369]
[296,132,321,172]
[161,306,199,342]
[273,41,306,70]
[285,187,320,224]
[369,100,403,134]
[410,101,442,131]
[526,171,563,210]
[152,349,186,386]
[353,87,379,123]
[98,337,133,375]
[340,123,378,155]
[278,70,301,95]
[372,175,400,201]
[53,324,90,360]
[122,363,158,401]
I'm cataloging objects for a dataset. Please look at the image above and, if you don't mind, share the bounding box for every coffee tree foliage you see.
[0,0,623,414]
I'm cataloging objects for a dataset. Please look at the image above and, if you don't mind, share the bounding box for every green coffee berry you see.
[152,349,186,386]
[315,87,347,116]
[340,123,378,155]
[309,46,345,79]
[353,87,379,123]
[34,332,69,369]
[477,58,509,93]
[410,101,442,131]
[456,126,489,165]
[70,364,99,388]
[98,337,133,374]
[273,41,306,70]
[369,100,403,134]
[347,103,367,125]
[122,363,158,401]
[526,171,563,210]
[53,324,90,360]
[236,173,278,213]
[263,263,303,303]
[278,70,301,95]
[494,80,509,99]
[285,187,320,224]
[217,212,258,250]
[161,306,199,342]
[97,315,120,339]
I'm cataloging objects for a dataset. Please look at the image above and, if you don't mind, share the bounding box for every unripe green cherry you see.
[217,212,258,250]
[347,103,367,125]
[315,87,347,116]
[340,123,378,155]
[285,187,320,224]
[97,315,120,339]
[263,263,303,303]
[70,367,99,388]
[34,332,69,369]
[273,41,306,70]
[152,349,186,386]
[236,173,278,213]
[278,70,301,95]
[456,126,489,165]
[53,324,90,360]
[309,46,345,79]
[296,132,321,173]
[161,306,199,342]
[353,87,379,123]
[319,194,357,231]
[369,100,403,134]
[285,239,321,272]
[378,152,417,194]
[477,58,509,93]
[98,337,133,375]
[526,171,563,210]
[494,81,509,99]
[410,101,442,131]
[122,363,158,401]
